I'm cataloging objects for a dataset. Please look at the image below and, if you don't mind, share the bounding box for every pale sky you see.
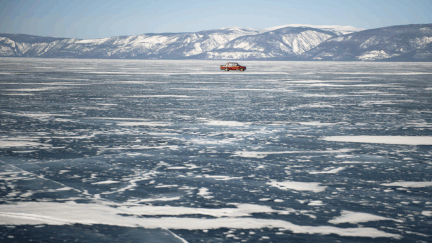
[1,0,431,39]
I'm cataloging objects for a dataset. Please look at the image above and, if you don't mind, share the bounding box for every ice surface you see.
[0,58,431,242]
[0,202,401,239]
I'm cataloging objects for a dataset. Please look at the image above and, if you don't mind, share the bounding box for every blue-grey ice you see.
[0,58,431,242]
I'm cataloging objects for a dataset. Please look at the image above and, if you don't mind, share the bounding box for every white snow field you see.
[0,58,431,242]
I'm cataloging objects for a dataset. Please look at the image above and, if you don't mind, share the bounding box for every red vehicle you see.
[220,62,246,71]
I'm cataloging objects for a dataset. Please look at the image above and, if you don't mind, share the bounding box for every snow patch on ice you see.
[124,95,189,98]
[2,87,60,92]
[0,137,51,148]
[0,202,401,239]
[308,200,325,206]
[298,121,338,126]
[309,167,345,174]
[321,136,432,145]
[116,122,170,127]
[381,181,432,188]
[203,119,249,127]
[197,187,214,199]
[202,175,242,181]
[233,148,354,159]
[267,180,327,192]
[91,180,121,185]
[329,210,402,224]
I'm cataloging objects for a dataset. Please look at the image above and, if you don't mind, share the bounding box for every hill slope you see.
[201,27,339,60]
[0,25,358,60]
[303,24,432,61]
[2,24,431,61]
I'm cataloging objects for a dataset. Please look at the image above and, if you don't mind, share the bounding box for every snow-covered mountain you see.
[1,24,431,61]
[303,24,432,61]
[0,25,356,60]
[201,26,346,60]
[0,27,261,59]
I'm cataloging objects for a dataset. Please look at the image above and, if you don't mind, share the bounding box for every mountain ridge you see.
[303,24,432,61]
[1,24,431,61]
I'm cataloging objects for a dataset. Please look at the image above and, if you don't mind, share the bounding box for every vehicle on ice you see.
[220,62,246,71]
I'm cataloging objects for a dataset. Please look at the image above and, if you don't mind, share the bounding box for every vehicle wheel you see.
[225,68,229,71]
[240,69,244,71]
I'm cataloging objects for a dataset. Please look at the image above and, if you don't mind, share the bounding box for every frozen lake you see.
[1,58,432,242]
